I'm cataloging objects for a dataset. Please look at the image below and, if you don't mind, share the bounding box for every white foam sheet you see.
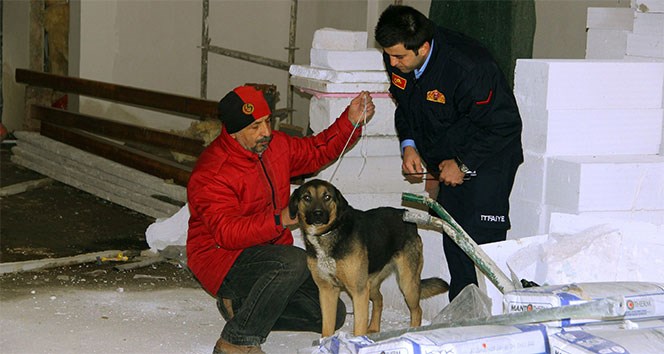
[585,28,630,59]
[514,59,664,110]
[519,106,664,156]
[634,12,664,34]
[544,155,664,212]
[632,0,664,13]
[289,65,388,84]
[506,213,664,287]
[586,7,635,30]
[145,203,190,251]
[627,33,664,58]
[310,48,385,71]
[312,28,368,50]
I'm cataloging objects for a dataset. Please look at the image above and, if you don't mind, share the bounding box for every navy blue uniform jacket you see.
[383,26,523,175]
[383,27,523,229]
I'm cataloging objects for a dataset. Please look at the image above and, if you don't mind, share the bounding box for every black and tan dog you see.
[288,179,448,337]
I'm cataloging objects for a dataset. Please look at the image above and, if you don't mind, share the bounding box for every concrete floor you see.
[0,285,415,354]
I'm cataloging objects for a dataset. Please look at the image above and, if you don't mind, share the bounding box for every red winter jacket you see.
[186,108,360,295]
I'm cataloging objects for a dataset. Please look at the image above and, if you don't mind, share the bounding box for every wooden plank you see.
[13,131,187,203]
[16,69,218,119]
[0,178,53,197]
[30,105,205,156]
[12,144,185,212]
[0,250,123,274]
[11,151,179,218]
[40,123,192,186]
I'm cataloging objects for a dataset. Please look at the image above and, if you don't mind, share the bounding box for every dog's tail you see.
[420,278,449,298]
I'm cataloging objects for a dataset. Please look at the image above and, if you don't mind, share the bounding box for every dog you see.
[288,179,449,337]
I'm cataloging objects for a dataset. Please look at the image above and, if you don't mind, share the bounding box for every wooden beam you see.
[40,123,192,186]
[30,105,206,156]
[16,69,218,119]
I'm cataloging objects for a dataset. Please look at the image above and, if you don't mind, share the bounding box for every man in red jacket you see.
[187,85,375,354]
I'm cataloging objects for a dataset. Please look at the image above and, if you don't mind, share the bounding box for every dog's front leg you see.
[318,283,340,337]
[347,284,370,336]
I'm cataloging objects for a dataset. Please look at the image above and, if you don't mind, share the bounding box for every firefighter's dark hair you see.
[375,5,434,53]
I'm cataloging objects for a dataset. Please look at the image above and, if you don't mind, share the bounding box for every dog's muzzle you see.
[306,209,329,225]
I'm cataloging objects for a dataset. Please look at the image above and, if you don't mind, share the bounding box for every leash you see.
[327,94,369,182]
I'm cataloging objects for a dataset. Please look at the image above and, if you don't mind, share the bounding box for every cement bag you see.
[503,281,664,327]
[357,324,548,354]
[549,327,664,353]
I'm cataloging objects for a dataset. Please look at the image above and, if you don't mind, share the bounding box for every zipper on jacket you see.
[258,156,277,209]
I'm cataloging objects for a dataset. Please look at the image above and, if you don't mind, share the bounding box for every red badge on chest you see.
[426,89,446,104]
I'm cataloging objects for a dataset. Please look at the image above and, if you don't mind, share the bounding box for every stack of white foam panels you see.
[585,7,634,59]
[587,2,664,62]
[510,59,664,238]
[627,0,664,60]
[289,28,447,319]
[289,28,423,197]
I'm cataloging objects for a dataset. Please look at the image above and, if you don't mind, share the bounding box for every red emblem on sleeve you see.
[391,73,407,90]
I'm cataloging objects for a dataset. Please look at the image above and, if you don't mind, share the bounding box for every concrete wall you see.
[3,0,631,134]
[2,0,30,132]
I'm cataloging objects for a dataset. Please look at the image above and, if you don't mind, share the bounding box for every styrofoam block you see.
[514,59,664,109]
[315,155,424,194]
[548,211,662,236]
[310,48,385,71]
[309,96,396,136]
[626,33,664,58]
[291,75,390,93]
[511,150,547,203]
[518,105,549,154]
[478,235,549,315]
[632,0,664,13]
[661,115,664,154]
[587,7,635,30]
[634,12,664,34]
[288,65,388,84]
[549,206,664,226]
[624,54,664,61]
[509,214,664,288]
[585,28,629,59]
[519,107,664,156]
[312,28,368,50]
[507,198,551,239]
[545,155,664,212]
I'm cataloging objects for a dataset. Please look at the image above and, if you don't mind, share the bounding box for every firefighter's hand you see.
[402,146,424,183]
[438,159,465,187]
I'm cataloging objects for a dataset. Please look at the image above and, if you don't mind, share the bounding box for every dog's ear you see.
[331,183,349,214]
[288,185,302,220]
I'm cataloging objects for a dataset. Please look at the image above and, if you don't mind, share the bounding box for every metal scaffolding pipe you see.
[206,45,290,71]
[200,0,210,99]
[199,0,299,125]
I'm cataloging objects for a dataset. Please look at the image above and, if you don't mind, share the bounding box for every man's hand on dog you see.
[348,91,375,127]
[280,208,298,227]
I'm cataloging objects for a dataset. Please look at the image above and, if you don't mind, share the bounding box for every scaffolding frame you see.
[199,0,299,126]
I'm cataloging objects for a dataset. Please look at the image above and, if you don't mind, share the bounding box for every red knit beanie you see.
[218,86,271,133]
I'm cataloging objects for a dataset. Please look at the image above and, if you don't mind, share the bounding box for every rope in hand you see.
[327,93,369,182]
